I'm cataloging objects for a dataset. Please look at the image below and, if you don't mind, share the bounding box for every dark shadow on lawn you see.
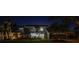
[0,39,67,43]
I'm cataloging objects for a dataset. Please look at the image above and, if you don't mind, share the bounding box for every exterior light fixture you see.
[40,27,44,31]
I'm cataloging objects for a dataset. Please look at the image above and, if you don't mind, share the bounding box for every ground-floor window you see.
[30,33,45,39]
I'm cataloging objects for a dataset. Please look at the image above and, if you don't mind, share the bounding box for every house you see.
[24,25,49,40]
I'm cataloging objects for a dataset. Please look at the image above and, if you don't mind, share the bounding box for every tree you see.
[48,16,77,32]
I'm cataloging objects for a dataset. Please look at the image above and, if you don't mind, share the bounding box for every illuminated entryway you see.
[30,32,45,39]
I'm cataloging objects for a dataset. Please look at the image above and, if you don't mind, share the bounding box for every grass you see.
[0,39,67,43]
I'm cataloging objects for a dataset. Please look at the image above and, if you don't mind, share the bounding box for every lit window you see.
[30,33,45,39]
[39,34,44,39]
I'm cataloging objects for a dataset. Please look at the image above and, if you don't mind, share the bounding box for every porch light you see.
[40,27,44,31]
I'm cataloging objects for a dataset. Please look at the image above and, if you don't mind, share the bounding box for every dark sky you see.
[0,16,64,25]
[13,16,51,25]
[0,16,76,30]
[13,16,65,26]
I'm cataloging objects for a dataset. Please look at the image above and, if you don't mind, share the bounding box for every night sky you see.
[0,16,64,25]
[13,16,51,25]
[0,16,76,30]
